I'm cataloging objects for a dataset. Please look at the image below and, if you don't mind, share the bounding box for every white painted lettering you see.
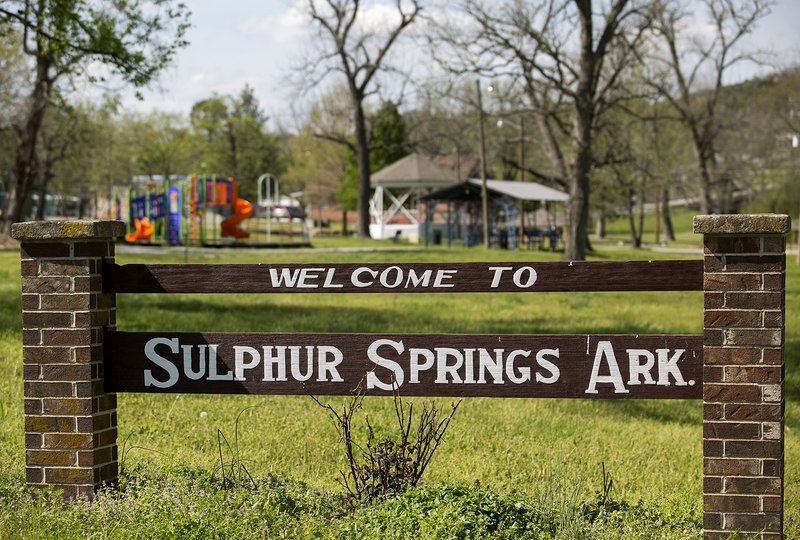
[290,346,314,382]
[513,267,537,288]
[144,337,180,388]
[535,349,560,384]
[297,268,325,288]
[262,346,288,381]
[506,349,531,384]
[323,268,344,288]
[207,344,233,381]
[433,269,457,288]
[181,344,206,380]
[409,348,435,383]
[657,349,688,386]
[317,346,344,382]
[404,269,432,288]
[380,266,403,288]
[463,348,476,383]
[477,349,503,384]
[270,268,300,288]
[585,341,629,394]
[489,266,513,288]
[435,348,464,383]
[366,339,405,390]
[627,349,656,385]
[233,346,261,381]
[352,267,378,288]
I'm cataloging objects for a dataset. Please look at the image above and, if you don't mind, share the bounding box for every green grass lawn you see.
[0,225,797,539]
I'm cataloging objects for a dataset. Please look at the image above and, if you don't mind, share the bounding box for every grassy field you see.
[0,214,797,539]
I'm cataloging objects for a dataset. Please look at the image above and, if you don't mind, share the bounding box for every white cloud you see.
[240,0,308,43]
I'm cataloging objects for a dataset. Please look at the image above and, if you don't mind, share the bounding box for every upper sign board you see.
[105,260,704,294]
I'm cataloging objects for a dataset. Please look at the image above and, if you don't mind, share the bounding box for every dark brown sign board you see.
[106,332,703,399]
[105,260,703,294]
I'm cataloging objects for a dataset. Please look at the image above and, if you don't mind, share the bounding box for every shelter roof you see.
[421,179,569,203]
[371,153,457,188]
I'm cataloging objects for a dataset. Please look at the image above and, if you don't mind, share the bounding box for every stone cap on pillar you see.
[693,214,791,235]
[11,220,126,241]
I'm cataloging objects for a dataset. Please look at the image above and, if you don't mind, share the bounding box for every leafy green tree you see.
[335,100,408,235]
[190,86,284,199]
[0,0,190,232]
[34,98,81,219]
[129,112,193,180]
[370,100,408,171]
[282,129,347,227]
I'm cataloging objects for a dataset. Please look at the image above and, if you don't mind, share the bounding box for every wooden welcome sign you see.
[105,261,704,399]
[12,216,789,538]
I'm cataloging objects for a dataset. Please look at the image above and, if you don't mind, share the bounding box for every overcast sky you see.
[115,0,800,127]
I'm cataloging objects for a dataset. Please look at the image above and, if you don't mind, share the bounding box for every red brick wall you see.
[696,215,788,540]
[14,221,123,500]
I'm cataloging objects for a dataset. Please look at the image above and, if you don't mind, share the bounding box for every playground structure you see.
[122,174,310,247]
[124,178,181,244]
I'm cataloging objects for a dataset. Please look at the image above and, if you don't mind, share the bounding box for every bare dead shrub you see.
[309,388,460,507]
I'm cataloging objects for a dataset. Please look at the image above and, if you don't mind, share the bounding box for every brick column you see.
[694,214,789,540]
[12,220,124,500]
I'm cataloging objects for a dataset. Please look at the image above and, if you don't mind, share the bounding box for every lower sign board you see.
[106,332,703,399]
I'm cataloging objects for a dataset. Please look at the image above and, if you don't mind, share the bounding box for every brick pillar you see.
[694,214,789,540]
[12,220,124,500]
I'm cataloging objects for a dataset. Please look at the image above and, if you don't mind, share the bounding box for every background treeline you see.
[0,1,798,252]
[1,65,797,235]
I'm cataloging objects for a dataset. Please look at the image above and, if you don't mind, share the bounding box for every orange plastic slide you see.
[124,217,154,243]
[221,197,253,239]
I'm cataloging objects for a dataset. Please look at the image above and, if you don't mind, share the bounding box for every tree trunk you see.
[691,134,715,214]
[595,207,606,238]
[341,208,348,236]
[626,188,642,248]
[565,104,592,259]
[565,11,594,261]
[35,174,53,221]
[566,165,590,260]
[352,98,371,238]
[2,60,51,234]
[636,184,645,248]
[227,125,239,180]
[662,186,675,241]
[697,160,714,214]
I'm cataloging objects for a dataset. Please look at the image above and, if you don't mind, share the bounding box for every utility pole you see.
[793,133,799,264]
[477,80,489,249]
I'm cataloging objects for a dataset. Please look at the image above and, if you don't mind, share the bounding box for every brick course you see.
[695,214,788,539]
[12,220,123,500]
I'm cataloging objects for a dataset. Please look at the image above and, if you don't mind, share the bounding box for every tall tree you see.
[190,86,284,198]
[129,111,193,180]
[370,100,408,171]
[437,0,653,260]
[0,0,190,232]
[645,0,773,214]
[34,99,80,219]
[282,128,348,227]
[0,31,28,201]
[299,0,421,238]
[337,99,408,235]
